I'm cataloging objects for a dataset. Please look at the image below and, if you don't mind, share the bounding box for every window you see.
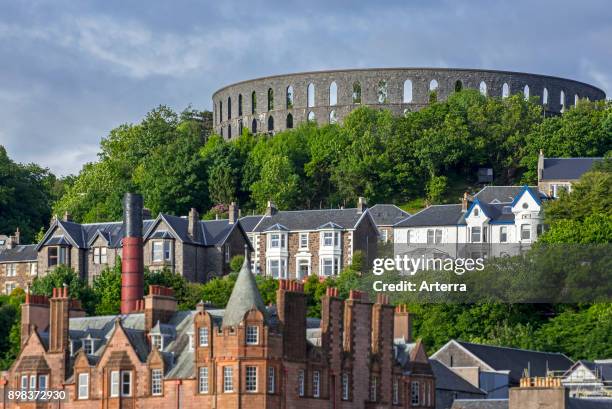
[219,101,223,122]
[83,339,95,354]
[246,366,257,392]
[5,282,16,295]
[522,202,529,210]
[322,258,334,276]
[267,367,275,393]
[352,82,361,104]
[30,375,36,390]
[93,247,108,264]
[329,110,337,124]
[297,259,310,280]
[560,90,566,107]
[342,373,349,400]
[524,85,530,100]
[500,226,508,243]
[199,327,209,347]
[323,232,334,247]
[543,87,549,105]
[393,378,399,404]
[286,113,293,129]
[455,80,463,92]
[238,94,243,116]
[151,369,163,396]
[370,375,378,402]
[110,371,120,397]
[479,81,487,96]
[267,88,274,111]
[313,371,320,398]
[404,79,413,103]
[223,366,233,392]
[21,375,27,392]
[48,246,68,266]
[246,325,259,345]
[471,227,482,243]
[426,229,442,244]
[227,97,232,119]
[521,225,531,240]
[198,367,209,393]
[151,334,163,350]
[38,375,48,391]
[251,91,257,114]
[268,259,287,279]
[286,86,294,108]
[377,80,388,103]
[298,370,305,397]
[329,81,338,106]
[574,94,579,106]
[78,373,89,399]
[239,120,243,135]
[429,79,439,91]
[224,244,230,263]
[228,125,232,139]
[267,116,274,132]
[502,83,510,98]
[474,208,479,217]
[536,224,544,236]
[251,118,257,133]
[30,262,37,276]
[411,381,420,405]
[307,83,315,108]
[308,111,315,122]
[270,233,285,248]
[7,263,16,277]
[121,371,132,397]
[152,240,171,262]
[299,233,308,249]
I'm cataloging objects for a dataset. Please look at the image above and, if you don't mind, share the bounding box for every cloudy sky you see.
[1,0,610,175]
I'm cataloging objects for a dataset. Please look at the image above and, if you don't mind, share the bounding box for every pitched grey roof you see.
[430,359,486,395]
[253,208,369,232]
[451,399,508,409]
[568,398,612,409]
[369,204,410,226]
[474,186,545,204]
[221,256,267,328]
[455,341,573,385]
[0,244,37,262]
[395,204,464,227]
[239,215,264,232]
[566,360,612,382]
[542,157,602,180]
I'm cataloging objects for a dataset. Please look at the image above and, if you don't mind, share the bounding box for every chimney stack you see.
[188,208,199,240]
[142,208,152,220]
[21,289,50,346]
[121,193,144,314]
[461,192,470,212]
[49,286,70,353]
[145,285,178,333]
[265,201,278,216]
[63,211,72,222]
[357,197,367,214]
[394,304,412,342]
[537,149,545,183]
[228,202,239,224]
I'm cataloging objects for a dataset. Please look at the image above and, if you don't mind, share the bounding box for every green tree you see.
[30,265,95,314]
[92,262,122,315]
[251,155,300,210]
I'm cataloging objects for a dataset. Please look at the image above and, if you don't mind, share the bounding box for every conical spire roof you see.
[222,251,267,328]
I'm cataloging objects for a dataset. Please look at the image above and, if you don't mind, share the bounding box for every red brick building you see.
[2,258,435,409]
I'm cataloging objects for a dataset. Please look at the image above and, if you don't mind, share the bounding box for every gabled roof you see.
[317,221,344,230]
[221,255,267,328]
[474,186,545,204]
[564,360,612,382]
[369,204,411,226]
[395,204,464,228]
[510,185,543,207]
[264,223,290,232]
[239,215,264,233]
[430,359,486,395]
[442,341,573,385]
[542,157,602,180]
[253,208,371,232]
[0,244,37,262]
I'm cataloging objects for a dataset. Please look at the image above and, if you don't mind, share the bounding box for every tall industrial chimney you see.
[121,193,144,314]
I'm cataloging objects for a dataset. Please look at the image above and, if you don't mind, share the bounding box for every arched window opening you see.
[238,94,243,116]
[329,81,338,106]
[251,118,257,133]
[267,88,274,111]
[286,86,294,109]
[543,88,549,105]
[429,79,439,91]
[286,113,293,129]
[502,83,510,99]
[308,111,316,122]
[267,116,274,132]
[479,81,487,96]
[251,91,257,114]
[219,101,223,122]
[574,94,579,106]
[352,82,362,104]
[454,80,463,92]
[307,83,315,108]
[377,80,388,104]
[329,110,337,124]
[403,80,413,103]
[524,85,530,100]
[227,97,232,120]
[228,124,232,139]
[239,120,243,136]
[220,126,224,138]
[560,90,566,107]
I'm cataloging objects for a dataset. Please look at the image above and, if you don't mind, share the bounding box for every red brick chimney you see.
[276,280,307,360]
[49,286,70,353]
[21,290,50,346]
[121,193,144,314]
[394,304,412,342]
[145,285,177,333]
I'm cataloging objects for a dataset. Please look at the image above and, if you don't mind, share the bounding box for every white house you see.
[562,360,612,399]
[393,186,547,259]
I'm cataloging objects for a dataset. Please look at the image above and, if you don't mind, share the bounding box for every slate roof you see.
[568,398,612,409]
[253,208,370,232]
[454,341,573,384]
[395,204,464,227]
[369,204,411,226]
[565,360,612,382]
[221,256,267,328]
[474,186,545,204]
[451,399,509,409]
[0,244,37,262]
[430,359,486,395]
[239,215,264,232]
[542,157,602,180]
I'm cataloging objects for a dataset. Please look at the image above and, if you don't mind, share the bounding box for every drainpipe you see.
[175,379,182,409]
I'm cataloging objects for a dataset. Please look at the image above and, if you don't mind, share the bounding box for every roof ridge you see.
[545,157,603,160]
[458,340,568,356]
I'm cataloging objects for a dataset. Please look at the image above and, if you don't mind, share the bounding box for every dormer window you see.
[93,247,108,264]
[246,326,259,345]
[151,334,163,350]
[473,208,479,217]
[83,339,95,355]
[269,233,286,249]
[502,206,512,214]
[522,202,529,209]
[152,240,172,262]
[48,246,68,267]
[199,327,209,347]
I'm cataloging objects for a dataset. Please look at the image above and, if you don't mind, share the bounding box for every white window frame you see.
[29,374,36,390]
[78,373,89,399]
[83,339,95,355]
[198,367,209,394]
[296,258,310,279]
[245,366,257,393]
[268,258,287,279]
[110,371,120,397]
[313,371,320,398]
[299,233,309,249]
[298,370,305,397]
[471,226,482,243]
[381,229,388,243]
[21,375,27,391]
[199,327,209,347]
[500,226,508,243]
[30,262,37,276]
[323,231,334,247]
[121,371,132,397]
[268,367,275,394]
[5,282,16,295]
[224,244,230,263]
[151,334,163,350]
[151,368,163,396]
[7,263,16,277]
[342,373,349,400]
[223,366,234,393]
[38,375,48,391]
[521,225,531,240]
[246,325,259,345]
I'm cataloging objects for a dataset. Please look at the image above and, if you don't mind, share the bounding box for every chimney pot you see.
[357,197,367,214]
[229,202,238,224]
[265,201,278,216]
[188,208,199,240]
[63,211,72,222]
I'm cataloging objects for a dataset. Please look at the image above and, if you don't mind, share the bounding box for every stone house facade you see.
[537,150,602,198]
[0,229,39,294]
[1,258,436,409]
